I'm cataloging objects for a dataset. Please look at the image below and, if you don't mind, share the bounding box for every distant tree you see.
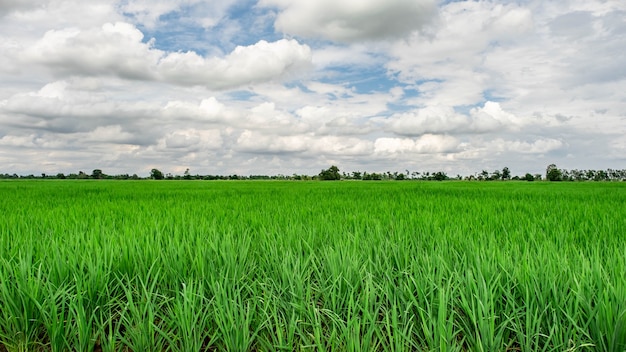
[183,168,191,180]
[480,170,489,180]
[92,169,104,179]
[524,173,535,181]
[56,173,66,179]
[502,167,511,180]
[352,171,362,180]
[491,169,502,181]
[546,164,562,181]
[319,165,341,180]
[433,171,448,181]
[594,170,608,181]
[150,168,164,180]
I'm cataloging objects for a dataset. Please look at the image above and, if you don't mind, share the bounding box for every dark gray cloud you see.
[260,0,438,42]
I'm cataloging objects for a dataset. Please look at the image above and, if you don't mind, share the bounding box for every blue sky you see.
[0,0,625,176]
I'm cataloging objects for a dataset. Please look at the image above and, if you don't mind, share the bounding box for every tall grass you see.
[0,180,624,351]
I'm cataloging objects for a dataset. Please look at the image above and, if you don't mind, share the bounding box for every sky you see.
[1,0,625,177]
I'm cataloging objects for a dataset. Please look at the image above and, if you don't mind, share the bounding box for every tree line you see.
[1,164,625,182]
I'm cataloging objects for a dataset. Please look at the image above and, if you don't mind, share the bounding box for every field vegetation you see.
[0,180,624,351]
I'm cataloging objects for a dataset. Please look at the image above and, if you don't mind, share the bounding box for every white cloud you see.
[162,97,232,122]
[161,129,223,150]
[24,23,157,80]
[81,125,135,144]
[158,39,312,88]
[1,0,625,176]
[506,138,565,154]
[375,135,459,155]
[387,106,469,135]
[1,1,120,33]
[237,130,373,156]
[260,0,437,42]
[388,1,535,108]
[23,22,312,89]
[386,102,533,136]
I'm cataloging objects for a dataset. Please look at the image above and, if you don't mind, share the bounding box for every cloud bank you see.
[1,0,624,177]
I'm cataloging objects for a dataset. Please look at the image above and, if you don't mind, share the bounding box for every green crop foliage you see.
[0,180,624,351]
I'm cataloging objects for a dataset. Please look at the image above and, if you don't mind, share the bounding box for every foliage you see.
[91,169,103,179]
[3,164,626,181]
[546,164,562,181]
[319,165,341,180]
[150,168,164,180]
[502,166,511,180]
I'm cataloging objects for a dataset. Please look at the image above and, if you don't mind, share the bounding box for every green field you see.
[0,180,624,351]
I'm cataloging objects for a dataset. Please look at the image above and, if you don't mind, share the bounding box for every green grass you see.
[0,180,624,351]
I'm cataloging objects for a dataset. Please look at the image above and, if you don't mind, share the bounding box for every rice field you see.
[0,180,624,351]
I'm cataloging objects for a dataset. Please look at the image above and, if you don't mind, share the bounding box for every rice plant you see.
[0,180,624,351]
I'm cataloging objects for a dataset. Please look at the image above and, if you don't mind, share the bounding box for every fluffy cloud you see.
[375,135,460,155]
[162,98,232,122]
[386,102,534,136]
[24,23,158,80]
[1,0,625,176]
[237,130,373,156]
[80,125,136,144]
[388,1,534,107]
[158,39,312,88]
[23,22,312,89]
[260,0,437,42]
[160,129,223,150]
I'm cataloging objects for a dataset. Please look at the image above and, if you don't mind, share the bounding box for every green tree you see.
[91,169,104,179]
[319,165,341,180]
[150,169,164,180]
[480,170,489,180]
[491,169,502,181]
[502,167,511,180]
[433,171,448,181]
[524,173,535,181]
[546,164,562,181]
